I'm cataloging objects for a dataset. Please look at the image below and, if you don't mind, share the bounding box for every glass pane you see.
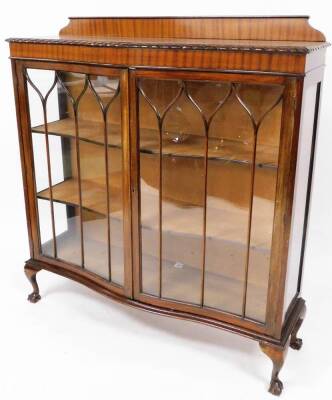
[79,141,109,278]
[139,89,160,296]
[109,146,124,286]
[204,161,251,314]
[37,198,54,257]
[27,68,124,285]
[54,202,81,265]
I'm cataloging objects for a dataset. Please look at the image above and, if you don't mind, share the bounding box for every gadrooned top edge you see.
[6,37,330,54]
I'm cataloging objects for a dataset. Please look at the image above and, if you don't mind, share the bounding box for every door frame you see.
[129,68,302,338]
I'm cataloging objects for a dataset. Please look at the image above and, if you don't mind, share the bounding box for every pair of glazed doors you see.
[15,60,295,335]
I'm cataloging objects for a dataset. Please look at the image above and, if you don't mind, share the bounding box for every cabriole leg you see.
[24,265,41,303]
[290,304,306,350]
[259,341,288,396]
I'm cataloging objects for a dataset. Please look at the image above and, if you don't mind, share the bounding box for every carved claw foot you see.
[259,341,287,396]
[25,264,41,304]
[269,377,284,396]
[27,292,41,303]
[290,337,303,350]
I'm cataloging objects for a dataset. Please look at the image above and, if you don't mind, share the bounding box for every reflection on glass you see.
[204,161,251,314]
[32,133,49,193]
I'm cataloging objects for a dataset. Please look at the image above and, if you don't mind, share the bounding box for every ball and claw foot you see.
[27,292,41,303]
[25,265,41,304]
[290,337,303,350]
[269,378,284,396]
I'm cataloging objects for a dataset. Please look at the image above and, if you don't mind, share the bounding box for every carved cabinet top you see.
[7,16,329,74]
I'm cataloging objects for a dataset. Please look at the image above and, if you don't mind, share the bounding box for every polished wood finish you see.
[7,16,328,74]
[8,17,328,395]
[6,42,312,74]
[59,16,326,41]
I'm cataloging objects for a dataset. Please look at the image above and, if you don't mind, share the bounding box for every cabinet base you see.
[24,258,306,395]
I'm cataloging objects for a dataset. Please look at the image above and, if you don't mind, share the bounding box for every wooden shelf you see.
[32,118,279,167]
[32,118,122,148]
[37,176,122,216]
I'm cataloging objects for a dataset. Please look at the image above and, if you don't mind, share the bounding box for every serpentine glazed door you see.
[17,61,132,297]
[131,69,287,327]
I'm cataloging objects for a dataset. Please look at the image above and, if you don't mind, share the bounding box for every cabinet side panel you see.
[283,81,321,319]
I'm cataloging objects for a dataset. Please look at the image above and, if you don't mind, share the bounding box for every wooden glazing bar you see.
[158,119,163,298]
[73,110,85,268]
[201,127,209,306]
[120,69,133,297]
[42,104,58,258]
[103,112,112,281]
[129,69,141,297]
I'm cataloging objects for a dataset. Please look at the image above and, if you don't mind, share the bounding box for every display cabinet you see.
[7,16,329,395]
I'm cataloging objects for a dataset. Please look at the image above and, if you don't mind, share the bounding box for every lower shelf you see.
[141,252,267,321]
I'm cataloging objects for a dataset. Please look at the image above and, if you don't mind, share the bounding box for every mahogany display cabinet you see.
[7,16,329,395]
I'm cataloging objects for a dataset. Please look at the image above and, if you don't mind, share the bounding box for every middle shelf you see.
[32,117,279,167]
[38,178,111,216]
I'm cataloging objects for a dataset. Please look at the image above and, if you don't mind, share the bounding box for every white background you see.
[0,2,331,399]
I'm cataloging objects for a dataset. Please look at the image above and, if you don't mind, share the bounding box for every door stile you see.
[14,60,41,259]
[121,68,134,298]
[129,68,142,299]
[265,77,304,338]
